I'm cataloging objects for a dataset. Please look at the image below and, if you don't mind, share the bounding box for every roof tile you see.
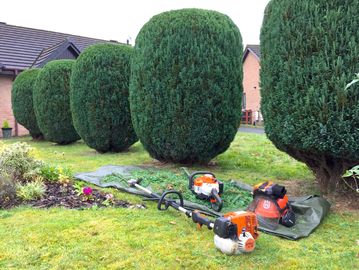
[243,44,261,61]
[0,23,122,70]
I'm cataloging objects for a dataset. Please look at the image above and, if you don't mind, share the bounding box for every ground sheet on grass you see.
[74,165,252,216]
[75,165,330,240]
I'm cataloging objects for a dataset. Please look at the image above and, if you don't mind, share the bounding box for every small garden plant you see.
[0,142,142,210]
[342,165,359,193]
[16,180,46,201]
[2,120,10,129]
[0,142,43,181]
[0,174,17,208]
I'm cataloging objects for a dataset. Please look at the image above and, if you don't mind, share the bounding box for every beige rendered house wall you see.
[0,76,28,137]
[242,52,262,122]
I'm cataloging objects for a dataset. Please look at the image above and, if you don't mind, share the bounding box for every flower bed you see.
[29,182,145,209]
[0,142,144,210]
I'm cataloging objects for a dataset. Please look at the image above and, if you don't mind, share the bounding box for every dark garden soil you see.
[30,182,146,209]
[324,192,359,213]
[3,182,146,210]
[281,179,318,197]
[282,179,359,213]
[1,196,22,210]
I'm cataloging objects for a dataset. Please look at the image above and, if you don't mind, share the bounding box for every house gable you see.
[0,22,122,74]
[243,44,261,62]
[31,38,81,67]
[0,22,123,137]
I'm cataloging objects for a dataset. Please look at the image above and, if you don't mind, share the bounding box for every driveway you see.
[238,126,265,134]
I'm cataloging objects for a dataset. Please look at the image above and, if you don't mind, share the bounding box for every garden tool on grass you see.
[183,168,224,212]
[128,178,259,255]
[247,181,295,229]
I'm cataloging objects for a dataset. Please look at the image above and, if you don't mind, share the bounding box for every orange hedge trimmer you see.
[184,169,224,212]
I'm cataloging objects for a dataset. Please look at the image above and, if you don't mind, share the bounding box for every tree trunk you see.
[313,160,345,194]
[285,147,356,194]
[32,134,44,141]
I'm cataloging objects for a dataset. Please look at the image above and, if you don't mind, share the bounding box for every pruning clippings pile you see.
[101,169,253,212]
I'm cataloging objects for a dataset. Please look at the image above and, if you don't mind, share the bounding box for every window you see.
[242,93,246,110]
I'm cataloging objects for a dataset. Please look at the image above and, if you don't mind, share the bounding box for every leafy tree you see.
[70,44,137,152]
[260,0,359,193]
[11,69,43,139]
[130,8,243,163]
[33,60,80,144]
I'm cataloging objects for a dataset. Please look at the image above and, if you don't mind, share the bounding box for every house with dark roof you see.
[0,22,122,137]
[242,44,262,124]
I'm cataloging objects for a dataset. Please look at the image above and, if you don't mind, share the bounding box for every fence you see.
[241,110,253,125]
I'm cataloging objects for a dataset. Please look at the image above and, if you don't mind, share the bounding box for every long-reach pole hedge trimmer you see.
[128,178,259,255]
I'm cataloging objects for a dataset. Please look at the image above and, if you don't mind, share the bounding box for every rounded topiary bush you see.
[33,60,80,144]
[130,8,243,163]
[11,68,43,139]
[70,44,137,152]
[260,0,359,193]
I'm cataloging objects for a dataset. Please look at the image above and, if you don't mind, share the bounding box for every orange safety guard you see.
[254,198,281,219]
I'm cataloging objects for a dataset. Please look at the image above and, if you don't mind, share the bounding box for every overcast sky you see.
[2,0,270,45]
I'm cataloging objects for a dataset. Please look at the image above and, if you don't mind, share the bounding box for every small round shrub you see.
[0,142,43,181]
[130,8,243,163]
[11,68,43,139]
[33,60,80,144]
[70,44,138,152]
[16,180,46,201]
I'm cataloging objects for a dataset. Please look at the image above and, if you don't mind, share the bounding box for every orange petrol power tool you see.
[186,171,224,211]
[128,178,259,255]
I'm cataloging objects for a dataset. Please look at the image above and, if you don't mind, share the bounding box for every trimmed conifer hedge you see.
[70,44,137,152]
[33,60,80,144]
[11,68,43,139]
[260,0,359,193]
[130,8,243,163]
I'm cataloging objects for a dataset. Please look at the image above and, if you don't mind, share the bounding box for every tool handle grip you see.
[191,211,213,230]
[210,189,223,212]
[157,190,184,211]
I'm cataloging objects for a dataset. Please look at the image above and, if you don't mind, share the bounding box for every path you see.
[238,126,265,134]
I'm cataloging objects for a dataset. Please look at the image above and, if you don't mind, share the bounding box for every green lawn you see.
[0,133,358,270]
